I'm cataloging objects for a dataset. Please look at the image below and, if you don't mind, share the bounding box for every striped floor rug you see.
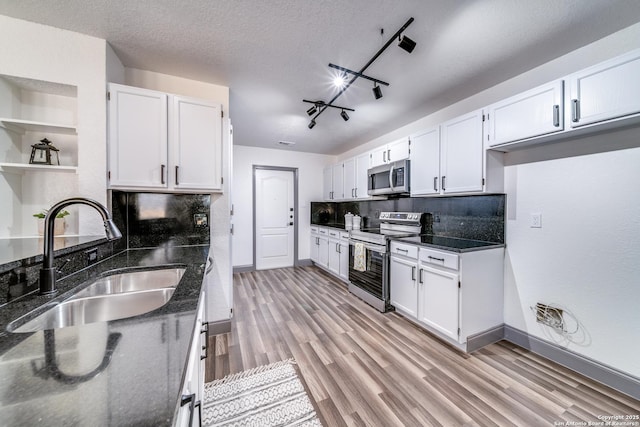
[202,359,322,427]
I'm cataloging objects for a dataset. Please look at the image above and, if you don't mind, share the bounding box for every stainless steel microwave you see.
[367,159,410,196]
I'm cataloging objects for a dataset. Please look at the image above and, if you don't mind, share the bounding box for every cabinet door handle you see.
[175,165,180,185]
[418,268,423,284]
[181,393,201,427]
[161,164,165,185]
[553,104,560,127]
[441,176,446,191]
[383,150,386,163]
[433,177,438,192]
[354,188,358,198]
[411,266,416,281]
[571,99,580,123]
[200,322,208,360]
[387,149,391,161]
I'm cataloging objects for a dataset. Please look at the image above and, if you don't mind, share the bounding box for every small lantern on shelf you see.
[29,138,60,165]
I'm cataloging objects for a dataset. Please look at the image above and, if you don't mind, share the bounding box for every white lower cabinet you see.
[390,254,418,318]
[390,242,504,352]
[311,227,349,282]
[176,294,207,426]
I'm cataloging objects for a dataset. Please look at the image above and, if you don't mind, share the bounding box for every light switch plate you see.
[530,213,542,228]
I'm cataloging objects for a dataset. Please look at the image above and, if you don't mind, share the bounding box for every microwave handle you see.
[389,164,395,192]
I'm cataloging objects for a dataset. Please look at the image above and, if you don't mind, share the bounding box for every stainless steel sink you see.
[70,268,186,298]
[9,288,175,333]
[7,267,185,333]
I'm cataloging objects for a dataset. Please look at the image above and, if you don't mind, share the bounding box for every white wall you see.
[232,146,333,267]
[0,15,108,237]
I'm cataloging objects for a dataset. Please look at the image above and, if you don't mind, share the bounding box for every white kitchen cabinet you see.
[418,264,460,341]
[370,137,410,167]
[327,229,341,275]
[568,49,640,128]
[390,244,419,318]
[338,233,349,281]
[486,80,564,147]
[108,83,222,192]
[440,110,484,194]
[317,228,329,268]
[409,127,440,196]
[332,163,344,200]
[342,153,371,199]
[310,227,320,264]
[322,166,333,200]
[176,293,206,427]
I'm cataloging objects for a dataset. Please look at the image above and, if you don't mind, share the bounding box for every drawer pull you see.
[428,256,445,262]
[396,248,408,253]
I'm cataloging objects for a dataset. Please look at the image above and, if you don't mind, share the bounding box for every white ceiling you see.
[2,1,640,155]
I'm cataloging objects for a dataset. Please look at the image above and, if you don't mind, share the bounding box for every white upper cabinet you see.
[486,80,564,147]
[440,110,484,194]
[342,153,370,199]
[409,127,440,196]
[568,49,640,128]
[322,166,333,200]
[332,163,344,200]
[370,137,410,167]
[171,96,222,191]
[108,83,223,192]
[108,84,168,188]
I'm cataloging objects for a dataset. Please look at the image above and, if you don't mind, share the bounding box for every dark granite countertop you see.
[392,234,505,253]
[311,223,348,231]
[0,245,209,426]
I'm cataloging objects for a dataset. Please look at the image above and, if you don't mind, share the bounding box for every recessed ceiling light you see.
[278,140,296,146]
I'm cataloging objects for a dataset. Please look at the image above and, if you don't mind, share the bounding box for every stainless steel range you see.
[348,212,423,312]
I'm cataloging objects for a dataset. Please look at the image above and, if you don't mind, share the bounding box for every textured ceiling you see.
[1,0,640,155]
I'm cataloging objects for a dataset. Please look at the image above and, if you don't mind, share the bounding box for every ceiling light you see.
[340,110,349,121]
[333,74,347,88]
[373,83,383,99]
[306,105,318,116]
[398,35,416,53]
[308,119,316,129]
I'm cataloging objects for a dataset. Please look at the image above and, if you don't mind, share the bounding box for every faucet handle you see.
[56,258,71,275]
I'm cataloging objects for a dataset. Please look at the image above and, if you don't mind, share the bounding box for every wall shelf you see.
[0,162,78,174]
[0,117,77,135]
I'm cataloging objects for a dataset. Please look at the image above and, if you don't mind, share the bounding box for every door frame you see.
[252,165,299,269]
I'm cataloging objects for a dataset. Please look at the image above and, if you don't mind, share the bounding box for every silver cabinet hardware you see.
[161,164,165,185]
[428,255,445,262]
[442,176,446,191]
[175,165,179,185]
[411,266,416,281]
[571,99,580,122]
[553,104,560,127]
[433,177,438,192]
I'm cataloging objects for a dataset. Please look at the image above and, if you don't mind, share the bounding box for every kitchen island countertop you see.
[0,245,208,426]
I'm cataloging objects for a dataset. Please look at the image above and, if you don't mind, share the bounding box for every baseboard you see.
[467,324,505,353]
[233,265,254,273]
[297,259,313,267]
[503,325,640,401]
[207,319,231,336]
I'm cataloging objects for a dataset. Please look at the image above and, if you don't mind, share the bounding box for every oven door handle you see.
[388,164,395,192]
[349,241,386,253]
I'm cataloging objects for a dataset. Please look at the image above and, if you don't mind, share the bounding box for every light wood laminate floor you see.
[205,266,640,426]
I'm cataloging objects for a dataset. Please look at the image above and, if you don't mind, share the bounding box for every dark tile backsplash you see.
[311,194,505,243]
[112,191,211,249]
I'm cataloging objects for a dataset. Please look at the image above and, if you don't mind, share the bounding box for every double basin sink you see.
[7,267,186,333]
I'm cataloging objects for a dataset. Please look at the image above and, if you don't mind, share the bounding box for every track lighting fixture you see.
[398,35,416,53]
[373,83,383,100]
[303,17,415,129]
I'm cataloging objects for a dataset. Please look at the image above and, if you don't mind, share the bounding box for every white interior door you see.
[255,169,294,270]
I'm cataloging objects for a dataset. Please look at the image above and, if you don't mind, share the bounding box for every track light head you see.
[398,35,416,53]
[306,105,318,116]
[340,110,349,121]
[372,84,383,100]
[308,119,316,129]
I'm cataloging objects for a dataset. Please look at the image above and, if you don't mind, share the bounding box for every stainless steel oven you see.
[348,212,423,312]
[348,240,388,312]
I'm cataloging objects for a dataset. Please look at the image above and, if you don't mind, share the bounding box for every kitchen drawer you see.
[318,228,328,235]
[339,231,349,241]
[311,226,318,234]
[327,229,340,238]
[419,248,459,271]
[390,241,418,260]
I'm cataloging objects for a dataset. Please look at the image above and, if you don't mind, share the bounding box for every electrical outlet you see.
[530,212,542,228]
[85,248,98,265]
